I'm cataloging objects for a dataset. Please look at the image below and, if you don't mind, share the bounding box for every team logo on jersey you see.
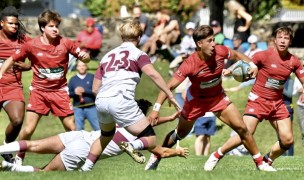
[15,49,20,54]
[249,108,255,112]
[27,103,32,108]
[176,70,183,77]
[300,69,304,74]
[37,52,43,57]
[271,64,277,68]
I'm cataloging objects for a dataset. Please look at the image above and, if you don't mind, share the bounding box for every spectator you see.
[68,61,100,131]
[224,33,246,69]
[211,20,225,45]
[77,17,102,59]
[244,34,262,58]
[226,0,252,43]
[191,0,210,27]
[132,5,153,46]
[194,112,216,156]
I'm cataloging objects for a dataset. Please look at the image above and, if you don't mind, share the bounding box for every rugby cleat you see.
[145,154,161,170]
[119,141,146,164]
[0,160,15,171]
[13,156,23,166]
[257,161,276,172]
[204,152,220,171]
[1,154,14,163]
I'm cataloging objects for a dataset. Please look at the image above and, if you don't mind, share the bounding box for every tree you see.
[0,0,21,10]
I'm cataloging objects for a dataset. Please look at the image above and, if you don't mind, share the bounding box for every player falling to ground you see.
[147,25,275,171]
[204,26,304,170]
[79,18,180,171]
[0,9,90,164]
[0,6,32,163]
[0,99,188,172]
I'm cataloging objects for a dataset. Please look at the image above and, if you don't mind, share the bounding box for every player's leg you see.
[297,105,304,147]
[16,111,42,162]
[42,154,66,171]
[202,135,211,156]
[265,118,293,164]
[205,105,275,171]
[60,115,76,131]
[145,116,194,170]
[73,107,85,130]
[81,121,116,171]
[2,101,25,162]
[195,135,204,156]
[0,135,64,154]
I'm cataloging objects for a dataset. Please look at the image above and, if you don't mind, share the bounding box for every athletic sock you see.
[13,165,35,172]
[214,148,224,159]
[0,141,21,154]
[252,153,263,166]
[129,138,148,150]
[80,153,99,171]
[263,153,273,165]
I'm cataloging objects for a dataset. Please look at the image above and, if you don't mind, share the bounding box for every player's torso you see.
[253,50,296,98]
[188,52,225,98]
[98,42,143,97]
[0,38,26,87]
[28,38,70,89]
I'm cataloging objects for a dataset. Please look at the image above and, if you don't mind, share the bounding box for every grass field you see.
[0,59,303,179]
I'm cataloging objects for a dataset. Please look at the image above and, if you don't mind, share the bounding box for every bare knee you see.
[233,125,250,138]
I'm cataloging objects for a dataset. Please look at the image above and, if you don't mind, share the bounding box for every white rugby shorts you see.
[95,94,145,127]
[59,131,91,171]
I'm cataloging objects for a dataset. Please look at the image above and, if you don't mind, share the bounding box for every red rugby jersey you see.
[251,48,304,99]
[0,35,31,87]
[12,36,81,90]
[173,45,232,98]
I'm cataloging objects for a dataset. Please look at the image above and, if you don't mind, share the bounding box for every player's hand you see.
[13,61,31,71]
[78,51,90,62]
[168,111,180,121]
[176,140,189,158]
[168,96,181,112]
[248,63,258,78]
[222,69,232,77]
[300,93,304,103]
[148,110,160,126]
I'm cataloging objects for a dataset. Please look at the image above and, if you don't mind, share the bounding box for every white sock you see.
[13,165,35,172]
[252,153,262,159]
[80,159,94,171]
[0,141,20,154]
[129,140,144,150]
[217,147,224,156]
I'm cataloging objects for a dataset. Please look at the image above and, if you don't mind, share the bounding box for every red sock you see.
[253,156,263,166]
[214,150,223,159]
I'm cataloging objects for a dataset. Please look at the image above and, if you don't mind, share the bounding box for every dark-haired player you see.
[205,26,304,170]
[147,25,275,171]
[0,6,31,163]
[0,9,90,164]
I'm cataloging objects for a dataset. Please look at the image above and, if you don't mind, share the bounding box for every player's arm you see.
[225,49,258,78]
[92,66,103,96]
[13,61,31,71]
[151,111,180,126]
[297,77,304,103]
[0,57,15,79]
[151,145,189,158]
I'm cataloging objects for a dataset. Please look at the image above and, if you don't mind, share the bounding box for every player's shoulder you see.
[215,45,229,56]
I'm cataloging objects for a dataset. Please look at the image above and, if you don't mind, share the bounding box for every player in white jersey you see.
[0,99,188,172]
[79,18,180,171]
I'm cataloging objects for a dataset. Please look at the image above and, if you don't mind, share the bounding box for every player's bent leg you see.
[42,154,66,171]
[26,135,65,154]
[60,115,76,131]
[268,118,294,162]
[16,111,42,163]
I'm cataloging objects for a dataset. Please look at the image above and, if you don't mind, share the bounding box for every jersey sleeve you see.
[11,42,29,62]
[251,51,263,65]
[65,38,81,58]
[173,60,190,82]
[216,45,231,60]
[94,65,104,80]
[293,57,304,79]
[138,54,151,69]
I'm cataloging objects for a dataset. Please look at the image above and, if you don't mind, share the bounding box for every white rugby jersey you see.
[95,42,151,99]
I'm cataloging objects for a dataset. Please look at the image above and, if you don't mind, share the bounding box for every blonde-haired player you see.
[80,18,180,171]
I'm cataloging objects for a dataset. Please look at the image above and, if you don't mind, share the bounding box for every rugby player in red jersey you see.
[205,26,304,171]
[0,6,32,163]
[147,25,275,171]
[0,9,90,164]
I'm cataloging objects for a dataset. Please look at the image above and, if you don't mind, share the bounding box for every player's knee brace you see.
[279,140,291,150]
[137,124,155,138]
[101,128,116,137]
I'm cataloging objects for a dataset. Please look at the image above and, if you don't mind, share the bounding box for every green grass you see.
[0,59,303,179]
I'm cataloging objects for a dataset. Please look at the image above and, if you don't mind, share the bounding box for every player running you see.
[0,99,188,172]
[0,9,90,164]
[204,26,304,171]
[0,6,32,163]
[79,18,180,171]
[147,25,275,171]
